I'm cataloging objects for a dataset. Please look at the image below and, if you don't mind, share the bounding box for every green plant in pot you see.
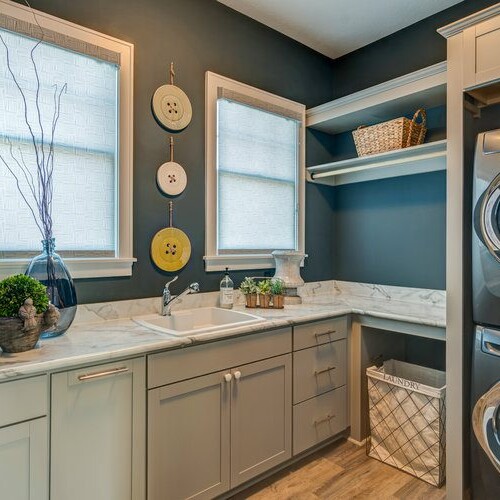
[240,277,258,308]
[270,278,285,309]
[257,279,272,308]
[0,275,59,353]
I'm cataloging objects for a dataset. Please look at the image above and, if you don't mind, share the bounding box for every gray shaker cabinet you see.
[230,354,292,487]
[148,355,292,499]
[0,418,48,500]
[50,358,146,500]
[148,370,231,500]
[147,328,293,499]
[0,375,49,500]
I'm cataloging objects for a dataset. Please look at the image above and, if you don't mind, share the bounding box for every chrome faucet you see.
[162,276,200,316]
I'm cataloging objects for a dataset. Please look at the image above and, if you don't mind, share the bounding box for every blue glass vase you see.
[26,238,77,338]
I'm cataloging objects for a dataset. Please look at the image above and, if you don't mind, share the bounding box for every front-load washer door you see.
[480,173,500,263]
[473,378,500,476]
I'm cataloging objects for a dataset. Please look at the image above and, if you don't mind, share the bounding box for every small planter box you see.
[366,360,446,487]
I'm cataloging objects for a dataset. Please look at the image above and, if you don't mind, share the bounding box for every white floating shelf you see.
[306,62,447,135]
[307,140,447,186]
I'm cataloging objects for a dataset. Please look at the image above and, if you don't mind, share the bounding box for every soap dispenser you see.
[219,267,234,309]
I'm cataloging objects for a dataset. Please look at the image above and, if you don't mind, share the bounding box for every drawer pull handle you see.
[315,330,336,339]
[77,367,129,381]
[314,366,336,376]
[314,414,335,426]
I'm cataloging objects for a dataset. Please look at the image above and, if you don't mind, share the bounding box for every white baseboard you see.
[348,436,367,447]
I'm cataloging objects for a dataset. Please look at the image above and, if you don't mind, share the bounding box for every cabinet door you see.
[230,354,292,487]
[0,418,48,500]
[51,358,145,500]
[464,16,500,89]
[148,370,230,500]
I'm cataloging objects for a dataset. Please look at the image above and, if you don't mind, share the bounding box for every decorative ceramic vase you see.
[26,238,77,338]
[272,251,306,304]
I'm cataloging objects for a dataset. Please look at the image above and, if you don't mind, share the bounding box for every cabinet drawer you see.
[293,386,347,455]
[293,316,347,351]
[293,339,347,404]
[0,375,47,428]
[148,327,292,388]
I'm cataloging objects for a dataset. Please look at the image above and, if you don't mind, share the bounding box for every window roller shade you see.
[216,96,299,253]
[0,27,118,256]
[217,87,302,122]
[0,13,121,65]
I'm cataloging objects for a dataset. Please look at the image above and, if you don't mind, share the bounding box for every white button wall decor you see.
[157,161,187,196]
[157,136,188,196]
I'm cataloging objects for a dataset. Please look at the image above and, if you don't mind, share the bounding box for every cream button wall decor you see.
[152,63,192,132]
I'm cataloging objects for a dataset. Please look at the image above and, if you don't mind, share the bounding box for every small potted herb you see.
[257,279,272,308]
[240,277,258,308]
[0,275,59,353]
[271,279,285,309]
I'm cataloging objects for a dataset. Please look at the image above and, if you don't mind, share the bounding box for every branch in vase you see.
[0,154,44,236]
[0,33,42,172]
[0,28,67,242]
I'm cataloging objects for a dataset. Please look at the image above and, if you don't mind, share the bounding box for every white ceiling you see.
[218,0,463,59]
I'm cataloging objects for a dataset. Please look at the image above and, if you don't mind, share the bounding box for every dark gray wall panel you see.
[332,0,499,99]
[22,0,336,302]
[333,171,446,290]
[328,0,499,290]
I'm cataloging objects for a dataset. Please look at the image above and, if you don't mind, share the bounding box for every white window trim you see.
[0,0,135,279]
[204,71,306,272]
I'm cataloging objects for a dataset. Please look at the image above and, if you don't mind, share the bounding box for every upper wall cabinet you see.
[464,15,500,93]
[439,4,500,108]
[306,63,447,186]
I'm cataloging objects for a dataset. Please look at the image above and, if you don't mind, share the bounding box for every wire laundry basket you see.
[366,360,446,487]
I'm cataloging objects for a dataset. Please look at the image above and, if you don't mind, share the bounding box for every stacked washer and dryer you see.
[471,129,500,497]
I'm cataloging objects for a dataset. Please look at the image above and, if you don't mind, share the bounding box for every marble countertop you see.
[0,280,446,381]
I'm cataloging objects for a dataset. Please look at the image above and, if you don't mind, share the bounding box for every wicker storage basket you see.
[367,360,446,487]
[353,109,427,157]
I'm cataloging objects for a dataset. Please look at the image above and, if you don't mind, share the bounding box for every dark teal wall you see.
[23,0,336,303]
[328,0,499,291]
[333,171,446,290]
[18,0,500,300]
[332,0,499,99]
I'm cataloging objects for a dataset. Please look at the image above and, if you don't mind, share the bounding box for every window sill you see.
[204,254,276,272]
[0,257,137,280]
[204,253,306,272]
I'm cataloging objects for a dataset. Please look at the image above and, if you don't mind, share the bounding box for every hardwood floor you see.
[231,440,446,500]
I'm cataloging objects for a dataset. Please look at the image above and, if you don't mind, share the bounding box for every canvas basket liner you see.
[367,360,446,487]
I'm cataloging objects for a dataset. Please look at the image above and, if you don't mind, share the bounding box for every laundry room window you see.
[204,72,305,271]
[0,1,134,279]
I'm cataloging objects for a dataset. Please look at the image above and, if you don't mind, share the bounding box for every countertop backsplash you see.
[73,280,446,326]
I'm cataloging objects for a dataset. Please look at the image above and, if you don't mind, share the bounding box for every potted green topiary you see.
[257,279,272,308]
[0,275,60,353]
[240,277,258,308]
[270,278,285,309]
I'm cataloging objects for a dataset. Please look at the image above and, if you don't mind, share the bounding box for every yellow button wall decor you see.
[151,227,191,272]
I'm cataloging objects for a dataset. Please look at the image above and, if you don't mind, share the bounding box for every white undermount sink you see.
[132,307,265,337]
